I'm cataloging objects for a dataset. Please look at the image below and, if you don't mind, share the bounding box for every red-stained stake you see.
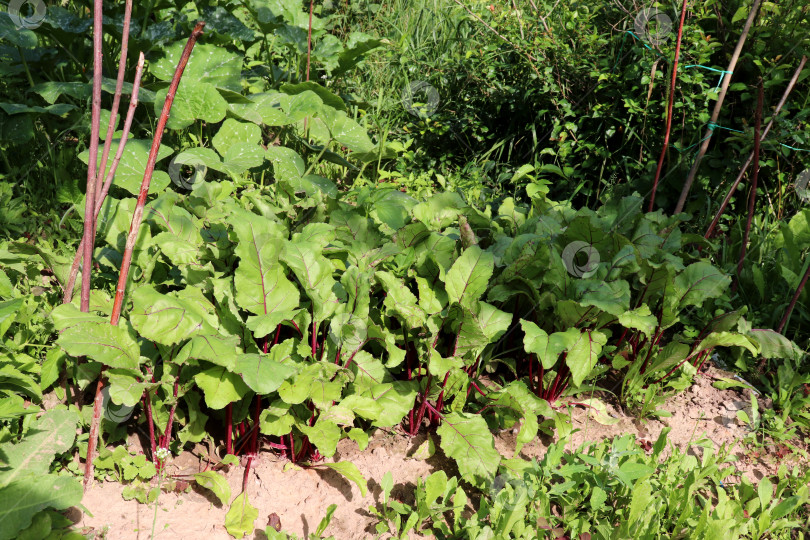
[84,21,206,490]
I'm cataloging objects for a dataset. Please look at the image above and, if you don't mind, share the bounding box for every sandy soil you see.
[75,365,808,539]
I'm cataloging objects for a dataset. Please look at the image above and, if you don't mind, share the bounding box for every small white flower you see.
[156,447,171,461]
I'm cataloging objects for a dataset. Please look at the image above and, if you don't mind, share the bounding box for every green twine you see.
[611,32,628,73]
[778,143,810,153]
[706,122,744,134]
[611,37,810,156]
[674,122,744,154]
[683,65,733,91]
[624,30,664,56]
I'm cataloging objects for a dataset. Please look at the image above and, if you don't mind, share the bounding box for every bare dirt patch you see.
[78,366,807,539]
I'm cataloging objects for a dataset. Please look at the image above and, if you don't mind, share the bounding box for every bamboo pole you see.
[733,79,763,292]
[64,52,145,304]
[673,0,762,213]
[704,56,807,239]
[648,0,689,212]
[84,22,206,489]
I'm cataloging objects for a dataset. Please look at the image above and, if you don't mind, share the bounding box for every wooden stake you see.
[674,0,762,213]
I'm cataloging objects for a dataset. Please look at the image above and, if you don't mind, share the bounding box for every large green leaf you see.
[266,146,306,182]
[78,139,173,195]
[565,329,608,387]
[375,271,426,329]
[0,409,79,485]
[747,329,803,360]
[411,192,466,230]
[365,381,418,428]
[446,246,494,309]
[521,321,578,370]
[201,5,256,42]
[130,286,217,346]
[0,13,38,48]
[57,319,140,372]
[0,475,82,540]
[319,108,374,153]
[194,471,231,507]
[194,366,250,410]
[436,412,500,487]
[300,418,341,457]
[453,302,511,358]
[225,493,258,539]
[0,364,41,401]
[150,41,243,91]
[281,82,346,111]
[280,240,337,321]
[235,350,298,395]
[228,92,293,126]
[575,279,631,317]
[155,81,227,131]
[277,363,344,409]
[283,90,323,121]
[107,370,147,408]
[695,332,758,357]
[176,333,241,370]
[673,262,730,308]
[233,221,300,336]
[347,351,388,393]
[618,305,658,338]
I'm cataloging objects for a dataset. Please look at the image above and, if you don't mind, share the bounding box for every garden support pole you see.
[648,0,689,212]
[79,0,104,315]
[85,22,205,489]
[64,53,145,304]
[704,56,807,239]
[674,0,762,214]
[733,79,763,291]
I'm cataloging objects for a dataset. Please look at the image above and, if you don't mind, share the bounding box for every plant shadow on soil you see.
[77,365,807,539]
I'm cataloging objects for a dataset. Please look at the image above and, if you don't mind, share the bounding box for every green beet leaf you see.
[375,271,426,329]
[281,240,337,321]
[233,222,300,335]
[176,333,241,371]
[57,320,140,372]
[235,351,298,395]
[130,286,217,346]
[194,366,251,410]
[673,262,730,308]
[565,329,608,387]
[318,462,368,497]
[225,493,258,539]
[300,418,342,457]
[445,246,494,309]
[436,412,500,487]
[365,381,418,428]
[194,471,231,507]
[521,321,578,370]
